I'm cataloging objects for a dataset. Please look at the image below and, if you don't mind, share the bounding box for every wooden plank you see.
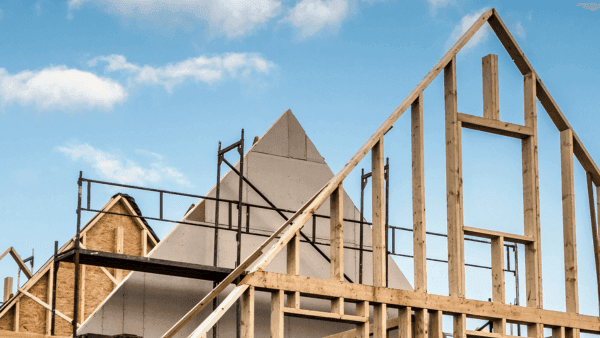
[115,226,124,282]
[8,248,33,279]
[271,290,284,338]
[466,330,500,338]
[445,56,464,298]
[244,271,600,332]
[491,236,505,304]
[528,323,543,338]
[586,173,600,315]
[412,93,427,293]
[372,137,387,338]
[398,307,412,338]
[80,235,86,324]
[283,307,367,324]
[454,313,466,338]
[286,231,300,309]
[482,54,500,120]
[142,229,148,257]
[415,308,428,338]
[331,183,344,314]
[566,328,580,338]
[18,288,78,327]
[493,318,506,335]
[561,128,579,314]
[463,226,534,245]
[553,327,566,338]
[3,277,12,302]
[241,286,254,338]
[428,310,443,338]
[573,133,600,186]
[46,267,53,335]
[522,72,542,308]
[487,9,533,75]
[458,113,533,139]
[14,296,20,332]
[356,301,369,338]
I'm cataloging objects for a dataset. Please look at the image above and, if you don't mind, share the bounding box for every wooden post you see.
[356,301,369,338]
[115,226,124,282]
[528,323,544,338]
[241,286,254,338]
[428,310,443,338]
[372,137,387,338]
[445,56,465,298]
[286,231,300,309]
[493,318,506,335]
[586,173,600,314]
[453,313,466,338]
[482,54,500,120]
[14,297,20,332]
[552,327,565,338]
[565,328,580,338]
[80,235,86,324]
[331,184,344,314]
[414,308,428,338]
[3,277,12,302]
[561,128,578,314]
[398,307,412,338]
[271,290,284,338]
[522,72,542,308]
[412,92,427,293]
[46,267,53,335]
[142,229,148,257]
[491,236,505,303]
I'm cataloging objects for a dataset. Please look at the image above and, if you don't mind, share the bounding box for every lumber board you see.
[463,226,533,245]
[372,138,387,338]
[241,287,254,338]
[331,184,344,283]
[286,231,300,309]
[244,271,600,332]
[491,236,505,304]
[414,308,428,338]
[587,173,600,315]
[271,290,284,338]
[283,307,367,324]
[429,310,443,338]
[553,327,566,338]
[482,54,500,120]
[466,330,500,338]
[412,93,427,293]
[561,129,579,314]
[356,301,369,338]
[458,113,533,139]
[454,313,467,338]
[487,9,533,75]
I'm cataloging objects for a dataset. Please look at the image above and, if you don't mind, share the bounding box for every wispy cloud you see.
[0,66,127,110]
[67,0,282,38]
[283,0,349,38]
[427,0,452,10]
[447,8,490,52]
[56,142,192,187]
[514,21,525,39]
[89,53,276,92]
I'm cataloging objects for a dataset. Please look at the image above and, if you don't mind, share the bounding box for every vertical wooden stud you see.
[523,72,542,308]
[552,327,565,338]
[587,173,600,314]
[398,307,412,338]
[414,308,428,338]
[271,290,284,338]
[80,235,86,324]
[372,137,387,338]
[428,310,443,338]
[331,183,345,314]
[482,54,500,120]
[286,231,300,309]
[46,267,53,335]
[412,92,427,293]
[491,236,505,303]
[528,323,543,338]
[565,328,580,338]
[453,313,466,338]
[561,128,578,314]
[241,286,254,338]
[115,226,124,282]
[356,301,369,338]
[14,297,20,332]
[3,277,12,303]
[445,56,465,298]
[142,229,148,257]
[493,318,506,335]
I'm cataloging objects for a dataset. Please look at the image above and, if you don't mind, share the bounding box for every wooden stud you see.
[491,236,505,304]
[80,234,86,324]
[482,54,500,120]
[356,301,369,338]
[372,137,387,338]
[271,290,284,338]
[527,323,543,338]
[566,328,580,338]
[493,318,506,335]
[3,277,12,302]
[553,327,565,338]
[522,72,542,308]
[46,267,53,335]
[115,226,124,282]
[453,313,466,338]
[286,231,300,309]
[445,56,464,298]
[458,120,465,294]
[458,113,533,139]
[142,229,148,257]
[561,128,578,314]
[19,287,79,327]
[331,183,344,314]
[586,173,600,314]
[428,310,443,338]
[398,307,411,338]
[14,297,20,332]
[412,92,427,293]
[241,286,254,338]
[415,308,428,338]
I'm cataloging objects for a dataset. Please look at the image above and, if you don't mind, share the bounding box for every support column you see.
[372,137,387,338]
[482,54,500,120]
[528,323,544,338]
[428,310,443,338]
[271,290,284,338]
[115,226,124,282]
[561,128,578,314]
[398,307,411,338]
[412,92,427,293]
[286,232,300,309]
[491,236,505,303]
[331,184,344,314]
[414,308,428,338]
[356,301,369,338]
[453,313,466,338]
[241,287,254,338]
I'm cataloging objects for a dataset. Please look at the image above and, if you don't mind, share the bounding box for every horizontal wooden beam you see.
[466,330,501,338]
[244,271,600,332]
[283,307,367,324]
[463,226,534,245]
[457,113,533,139]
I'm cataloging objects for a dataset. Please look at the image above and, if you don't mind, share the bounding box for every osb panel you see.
[83,265,114,322]
[0,329,69,337]
[18,273,48,334]
[0,306,15,331]
[55,261,76,336]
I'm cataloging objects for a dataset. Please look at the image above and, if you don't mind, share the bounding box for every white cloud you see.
[56,142,192,187]
[89,53,275,92]
[0,66,127,110]
[68,0,281,38]
[515,21,525,39]
[427,0,451,9]
[283,0,349,37]
[447,8,490,51]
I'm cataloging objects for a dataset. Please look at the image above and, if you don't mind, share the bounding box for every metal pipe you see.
[514,245,521,336]
[236,129,244,338]
[385,157,389,287]
[213,142,221,338]
[359,168,365,284]
[160,192,163,220]
[73,171,82,337]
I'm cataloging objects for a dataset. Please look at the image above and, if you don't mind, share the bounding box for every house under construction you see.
[1,8,600,338]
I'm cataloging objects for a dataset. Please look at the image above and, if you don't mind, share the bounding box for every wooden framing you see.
[412,92,427,293]
[0,248,33,279]
[429,310,443,338]
[330,184,344,314]
[356,301,369,338]
[286,230,300,309]
[241,286,254,338]
[3,277,12,302]
[115,226,124,282]
[482,54,500,120]
[586,173,600,312]
[163,8,600,338]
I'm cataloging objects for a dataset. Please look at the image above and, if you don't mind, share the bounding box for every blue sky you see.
[1,0,600,331]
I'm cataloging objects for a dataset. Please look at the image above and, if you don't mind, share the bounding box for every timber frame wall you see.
[140,8,600,338]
